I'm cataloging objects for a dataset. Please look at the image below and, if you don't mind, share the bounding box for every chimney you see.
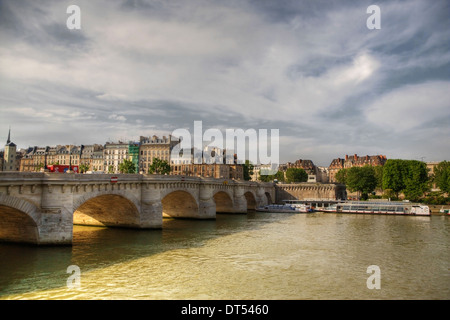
[354,154,357,161]
[345,155,348,161]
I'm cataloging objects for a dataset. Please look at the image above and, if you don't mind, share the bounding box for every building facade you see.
[139,135,178,174]
[171,163,243,180]
[328,154,387,183]
[92,150,105,172]
[79,144,104,172]
[104,141,129,174]
[281,159,316,174]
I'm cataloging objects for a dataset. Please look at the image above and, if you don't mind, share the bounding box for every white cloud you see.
[108,114,127,121]
[365,81,450,132]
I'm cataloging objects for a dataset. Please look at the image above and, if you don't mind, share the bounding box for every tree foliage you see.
[258,170,285,183]
[373,165,384,190]
[285,168,308,183]
[382,159,406,198]
[79,163,90,173]
[345,166,377,200]
[335,169,347,184]
[119,159,136,174]
[433,161,450,193]
[402,160,429,201]
[243,160,254,181]
[382,159,429,200]
[148,158,171,175]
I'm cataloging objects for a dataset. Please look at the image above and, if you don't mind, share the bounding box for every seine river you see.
[0,212,448,300]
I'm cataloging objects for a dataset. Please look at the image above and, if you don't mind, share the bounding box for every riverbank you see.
[429,205,450,215]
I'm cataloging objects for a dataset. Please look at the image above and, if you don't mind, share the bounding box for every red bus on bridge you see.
[47,165,79,173]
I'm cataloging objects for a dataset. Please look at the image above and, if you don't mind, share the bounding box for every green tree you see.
[79,163,90,173]
[108,165,114,174]
[403,160,429,201]
[335,168,348,184]
[285,168,308,183]
[36,163,44,172]
[119,159,136,174]
[382,159,430,201]
[433,161,450,193]
[243,160,254,181]
[382,159,406,199]
[148,158,171,175]
[373,165,384,190]
[346,166,377,200]
[258,170,284,183]
[274,170,285,182]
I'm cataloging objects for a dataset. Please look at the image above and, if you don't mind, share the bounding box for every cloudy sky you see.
[0,0,449,166]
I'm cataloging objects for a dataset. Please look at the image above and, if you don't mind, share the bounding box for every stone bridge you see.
[0,172,275,245]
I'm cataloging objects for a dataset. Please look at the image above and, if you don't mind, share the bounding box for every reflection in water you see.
[0,213,449,299]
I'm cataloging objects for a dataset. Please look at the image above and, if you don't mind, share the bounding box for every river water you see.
[0,212,448,300]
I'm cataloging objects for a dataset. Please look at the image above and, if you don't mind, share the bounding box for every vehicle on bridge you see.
[47,165,79,173]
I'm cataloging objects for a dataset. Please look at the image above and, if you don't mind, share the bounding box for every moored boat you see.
[256,202,313,213]
[282,200,314,212]
[319,201,430,216]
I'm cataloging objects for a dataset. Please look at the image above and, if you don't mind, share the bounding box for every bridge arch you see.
[213,190,234,213]
[73,193,140,228]
[244,191,257,210]
[73,190,141,213]
[161,190,199,218]
[0,194,40,244]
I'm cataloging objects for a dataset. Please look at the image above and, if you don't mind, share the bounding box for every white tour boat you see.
[319,201,430,216]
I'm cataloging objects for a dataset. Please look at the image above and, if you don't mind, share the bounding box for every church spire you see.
[7,127,10,144]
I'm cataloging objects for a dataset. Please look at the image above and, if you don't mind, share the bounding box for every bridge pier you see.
[197,184,216,219]
[198,199,216,219]
[37,207,73,245]
[139,202,163,228]
[256,187,269,207]
[39,183,73,245]
[140,184,163,228]
[233,186,248,213]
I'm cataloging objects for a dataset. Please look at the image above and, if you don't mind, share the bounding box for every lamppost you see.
[67,144,73,173]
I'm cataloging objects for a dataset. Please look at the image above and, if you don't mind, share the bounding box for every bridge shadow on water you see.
[0,212,294,298]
